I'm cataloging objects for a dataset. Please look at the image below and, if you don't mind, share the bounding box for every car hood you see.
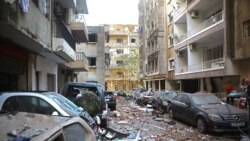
[199,103,246,115]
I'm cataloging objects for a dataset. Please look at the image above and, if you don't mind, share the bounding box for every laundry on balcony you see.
[19,0,29,13]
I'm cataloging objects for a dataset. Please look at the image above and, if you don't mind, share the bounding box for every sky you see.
[85,0,140,26]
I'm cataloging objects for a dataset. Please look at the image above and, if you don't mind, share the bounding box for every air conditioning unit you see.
[190,43,197,51]
[54,2,62,16]
[190,10,199,18]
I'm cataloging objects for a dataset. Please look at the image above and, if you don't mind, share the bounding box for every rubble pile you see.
[104,97,239,141]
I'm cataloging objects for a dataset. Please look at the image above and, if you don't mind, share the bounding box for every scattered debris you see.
[104,97,240,141]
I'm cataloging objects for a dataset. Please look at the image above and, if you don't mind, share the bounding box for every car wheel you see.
[168,108,174,119]
[197,118,207,133]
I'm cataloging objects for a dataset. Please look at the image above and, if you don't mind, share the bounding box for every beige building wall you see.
[233,0,250,80]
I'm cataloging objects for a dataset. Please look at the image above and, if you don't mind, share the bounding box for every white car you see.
[0,92,98,132]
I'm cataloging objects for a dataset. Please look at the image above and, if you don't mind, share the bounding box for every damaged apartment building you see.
[0,0,89,92]
[138,0,250,94]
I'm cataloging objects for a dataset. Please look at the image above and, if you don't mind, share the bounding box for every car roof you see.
[65,82,99,87]
[0,112,95,141]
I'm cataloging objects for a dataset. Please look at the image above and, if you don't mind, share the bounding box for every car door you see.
[171,95,184,118]
[2,96,58,115]
[180,95,196,123]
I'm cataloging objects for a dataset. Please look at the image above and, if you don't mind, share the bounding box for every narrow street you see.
[105,97,246,141]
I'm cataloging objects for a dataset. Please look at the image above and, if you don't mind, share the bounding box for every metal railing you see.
[176,58,224,73]
[72,14,86,23]
[54,21,76,50]
[188,11,223,36]
[76,52,89,64]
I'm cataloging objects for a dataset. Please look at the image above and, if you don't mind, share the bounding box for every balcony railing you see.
[109,30,129,35]
[188,11,223,36]
[72,14,86,22]
[107,43,128,48]
[176,58,224,74]
[54,21,76,50]
[76,52,89,64]
[175,35,187,44]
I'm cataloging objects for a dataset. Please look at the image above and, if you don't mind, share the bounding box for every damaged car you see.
[0,92,100,137]
[152,90,177,113]
[0,112,96,141]
[104,91,116,111]
[168,93,249,133]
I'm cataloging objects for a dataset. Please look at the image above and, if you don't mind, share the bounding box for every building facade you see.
[139,0,250,93]
[0,0,89,92]
[138,0,168,91]
[77,26,109,85]
[105,24,140,91]
[232,0,250,80]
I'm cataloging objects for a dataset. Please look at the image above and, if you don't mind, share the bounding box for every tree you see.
[118,53,140,89]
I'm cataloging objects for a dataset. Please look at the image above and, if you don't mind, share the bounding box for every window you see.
[168,13,173,22]
[182,95,191,105]
[116,39,123,43]
[243,20,250,38]
[88,34,97,42]
[168,59,175,70]
[64,123,86,141]
[204,45,223,61]
[2,96,56,115]
[131,38,136,43]
[168,36,174,46]
[116,61,124,66]
[117,72,124,78]
[116,49,124,54]
[131,49,135,54]
[88,57,96,66]
[32,0,49,17]
[174,95,183,102]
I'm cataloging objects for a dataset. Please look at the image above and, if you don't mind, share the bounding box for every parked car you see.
[0,112,96,141]
[135,89,154,106]
[0,92,99,136]
[152,90,177,113]
[168,93,249,133]
[104,91,116,111]
[61,82,108,127]
[117,90,126,97]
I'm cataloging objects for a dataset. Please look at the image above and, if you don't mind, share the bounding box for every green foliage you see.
[75,91,101,116]
[118,53,139,81]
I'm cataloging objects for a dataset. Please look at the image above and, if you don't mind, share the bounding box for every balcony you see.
[53,22,76,61]
[71,14,88,43]
[176,58,224,74]
[54,0,76,8]
[76,0,88,14]
[109,30,129,35]
[188,11,223,36]
[107,43,128,48]
[67,52,89,71]
[0,1,51,53]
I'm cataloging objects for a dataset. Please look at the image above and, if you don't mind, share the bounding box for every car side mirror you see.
[79,107,84,112]
[52,111,59,116]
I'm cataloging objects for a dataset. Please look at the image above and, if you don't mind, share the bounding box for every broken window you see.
[88,57,96,66]
[88,34,97,42]
[243,20,250,38]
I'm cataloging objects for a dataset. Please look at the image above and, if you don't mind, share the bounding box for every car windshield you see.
[191,94,222,105]
[46,93,82,116]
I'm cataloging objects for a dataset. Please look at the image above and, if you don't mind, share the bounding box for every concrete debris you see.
[105,97,239,141]
[118,120,128,124]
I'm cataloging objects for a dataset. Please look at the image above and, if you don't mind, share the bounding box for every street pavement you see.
[103,96,247,141]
